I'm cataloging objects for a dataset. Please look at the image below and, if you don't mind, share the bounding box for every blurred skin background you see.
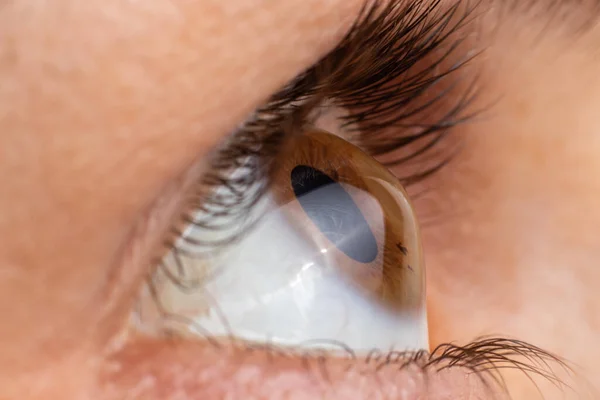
[1,0,600,399]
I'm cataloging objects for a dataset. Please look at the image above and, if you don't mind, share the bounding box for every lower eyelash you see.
[248,337,574,398]
[426,338,571,390]
[134,286,573,391]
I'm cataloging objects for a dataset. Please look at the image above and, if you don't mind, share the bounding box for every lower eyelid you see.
[100,337,494,400]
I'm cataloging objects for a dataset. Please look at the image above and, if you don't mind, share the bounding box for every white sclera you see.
[140,178,429,353]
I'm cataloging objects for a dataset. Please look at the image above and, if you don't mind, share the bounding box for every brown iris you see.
[271,129,424,311]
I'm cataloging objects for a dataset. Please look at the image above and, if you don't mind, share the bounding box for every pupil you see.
[290,165,378,264]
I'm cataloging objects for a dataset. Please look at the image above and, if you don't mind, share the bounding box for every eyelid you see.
[104,335,568,399]
[101,336,494,400]
[167,0,477,257]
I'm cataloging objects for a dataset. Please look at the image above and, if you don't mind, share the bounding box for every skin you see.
[0,0,599,399]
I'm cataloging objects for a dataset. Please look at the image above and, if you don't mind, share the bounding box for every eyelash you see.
[145,0,570,392]
[169,0,479,257]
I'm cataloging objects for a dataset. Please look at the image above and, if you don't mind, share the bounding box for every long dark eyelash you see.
[313,338,574,399]
[426,338,574,396]
[166,0,480,260]
[197,336,575,399]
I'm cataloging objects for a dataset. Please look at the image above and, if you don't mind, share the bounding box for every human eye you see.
[130,0,451,349]
[126,0,575,397]
[138,127,429,352]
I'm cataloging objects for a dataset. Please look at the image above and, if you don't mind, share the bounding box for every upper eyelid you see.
[167,0,479,256]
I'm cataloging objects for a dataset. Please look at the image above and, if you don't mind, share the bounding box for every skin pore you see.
[1,0,600,399]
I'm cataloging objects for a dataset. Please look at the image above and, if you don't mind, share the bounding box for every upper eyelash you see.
[167,0,480,259]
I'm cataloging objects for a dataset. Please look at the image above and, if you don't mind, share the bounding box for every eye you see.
[132,0,473,356]
[135,129,427,353]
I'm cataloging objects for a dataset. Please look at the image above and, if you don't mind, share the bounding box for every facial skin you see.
[1,0,600,399]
